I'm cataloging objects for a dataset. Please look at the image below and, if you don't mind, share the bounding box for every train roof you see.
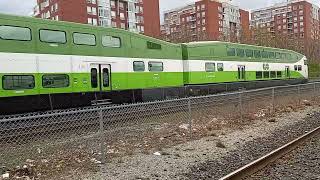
[0,13,179,47]
[183,41,304,56]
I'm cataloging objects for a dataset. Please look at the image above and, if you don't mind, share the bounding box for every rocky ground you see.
[248,133,320,180]
[72,106,320,180]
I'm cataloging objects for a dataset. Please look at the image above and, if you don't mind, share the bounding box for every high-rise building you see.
[33,0,161,38]
[251,0,320,42]
[161,0,250,42]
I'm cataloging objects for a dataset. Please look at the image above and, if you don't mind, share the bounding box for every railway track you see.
[220,126,320,180]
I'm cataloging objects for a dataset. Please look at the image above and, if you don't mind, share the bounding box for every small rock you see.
[268,118,276,123]
[153,152,161,156]
[179,124,190,130]
[90,158,102,164]
[216,141,226,148]
[26,159,35,163]
[2,173,9,179]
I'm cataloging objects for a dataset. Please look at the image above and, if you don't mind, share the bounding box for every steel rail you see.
[220,126,320,180]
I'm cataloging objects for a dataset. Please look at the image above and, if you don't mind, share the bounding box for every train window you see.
[148,62,163,72]
[205,63,215,72]
[254,50,261,58]
[102,68,109,87]
[263,71,270,78]
[268,52,275,59]
[236,49,245,57]
[91,68,98,88]
[286,54,292,60]
[298,65,302,71]
[217,63,224,71]
[2,75,35,90]
[40,29,66,44]
[147,41,162,50]
[42,74,69,88]
[245,49,253,57]
[133,61,145,72]
[262,51,268,58]
[0,26,31,41]
[256,71,263,79]
[275,52,281,59]
[102,35,121,48]
[73,33,96,46]
[304,60,308,65]
[227,48,236,56]
[277,71,282,78]
[294,65,298,71]
[270,71,276,78]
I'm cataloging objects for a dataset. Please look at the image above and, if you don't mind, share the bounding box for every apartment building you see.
[161,0,250,42]
[33,0,161,38]
[251,0,320,41]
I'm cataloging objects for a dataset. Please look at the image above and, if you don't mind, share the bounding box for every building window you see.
[110,0,115,7]
[119,2,124,9]
[87,6,96,15]
[42,74,69,88]
[205,63,215,72]
[148,62,163,72]
[39,29,66,43]
[277,71,282,78]
[88,18,97,25]
[3,75,35,90]
[201,4,205,10]
[111,11,116,17]
[120,23,126,29]
[133,61,145,72]
[0,26,31,41]
[73,33,96,46]
[102,35,121,48]
[120,12,125,20]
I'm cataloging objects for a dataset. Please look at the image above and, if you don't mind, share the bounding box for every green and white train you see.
[0,13,308,115]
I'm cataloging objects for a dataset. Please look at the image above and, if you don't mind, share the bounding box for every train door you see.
[238,65,246,81]
[90,64,111,92]
[285,66,290,78]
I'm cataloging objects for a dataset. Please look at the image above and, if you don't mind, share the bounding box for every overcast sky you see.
[0,0,319,19]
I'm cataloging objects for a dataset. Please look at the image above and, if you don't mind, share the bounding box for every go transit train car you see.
[0,13,308,115]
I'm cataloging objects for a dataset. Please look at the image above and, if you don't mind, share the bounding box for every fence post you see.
[298,85,301,105]
[188,98,193,138]
[99,109,107,165]
[272,88,275,114]
[239,91,243,121]
[313,83,317,98]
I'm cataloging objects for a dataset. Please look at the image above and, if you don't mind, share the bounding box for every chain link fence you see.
[1,82,320,178]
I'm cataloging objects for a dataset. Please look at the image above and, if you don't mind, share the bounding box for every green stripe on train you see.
[0,71,304,98]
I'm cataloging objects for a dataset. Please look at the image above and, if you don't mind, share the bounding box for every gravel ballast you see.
[248,132,320,180]
[184,111,320,180]
[68,106,320,180]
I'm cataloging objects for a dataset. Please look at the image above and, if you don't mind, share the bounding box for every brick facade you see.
[34,0,160,38]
